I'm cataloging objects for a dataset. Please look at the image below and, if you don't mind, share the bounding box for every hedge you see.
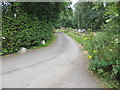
[2,9,54,55]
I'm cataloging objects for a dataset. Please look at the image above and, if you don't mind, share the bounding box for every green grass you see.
[30,34,56,49]
[65,31,93,51]
[67,32,84,43]
[2,34,56,56]
[64,31,119,89]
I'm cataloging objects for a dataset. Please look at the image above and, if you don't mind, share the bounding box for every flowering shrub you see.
[66,23,120,88]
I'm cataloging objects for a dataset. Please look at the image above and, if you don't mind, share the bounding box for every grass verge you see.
[64,31,119,89]
[3,34,56,56]
[31,35,56,49]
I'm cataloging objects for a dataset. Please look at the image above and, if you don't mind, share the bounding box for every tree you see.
[74,2,107,31]
[2,2,69,55]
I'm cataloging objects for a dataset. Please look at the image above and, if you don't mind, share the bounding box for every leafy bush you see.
[2,8,54,55]
[65,19,120,87]
[65,2,120,88]
[89,29,119,88]
[66,28,119,88]
[2,2,69,55]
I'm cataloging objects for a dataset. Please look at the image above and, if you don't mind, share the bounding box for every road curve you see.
[2,32,81,88]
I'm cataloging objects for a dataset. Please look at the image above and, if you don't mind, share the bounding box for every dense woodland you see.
[1,1,120,88]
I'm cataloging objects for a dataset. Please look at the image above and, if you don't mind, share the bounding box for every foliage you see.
[59,6,75,28]
[2,2,69,55]
[74,2,108,30]
[2,9,53,54]
[19,2,69,23]
[31,35,56,49]
[64,1,120,88]
[65,30,119,88]
[61,2,119,31]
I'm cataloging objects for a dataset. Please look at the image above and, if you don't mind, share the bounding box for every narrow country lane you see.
[2,32,99,88]
[54,45,99,88]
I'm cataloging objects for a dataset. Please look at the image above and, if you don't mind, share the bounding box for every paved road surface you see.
[2,32,99,88]
[54,46,99,88]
